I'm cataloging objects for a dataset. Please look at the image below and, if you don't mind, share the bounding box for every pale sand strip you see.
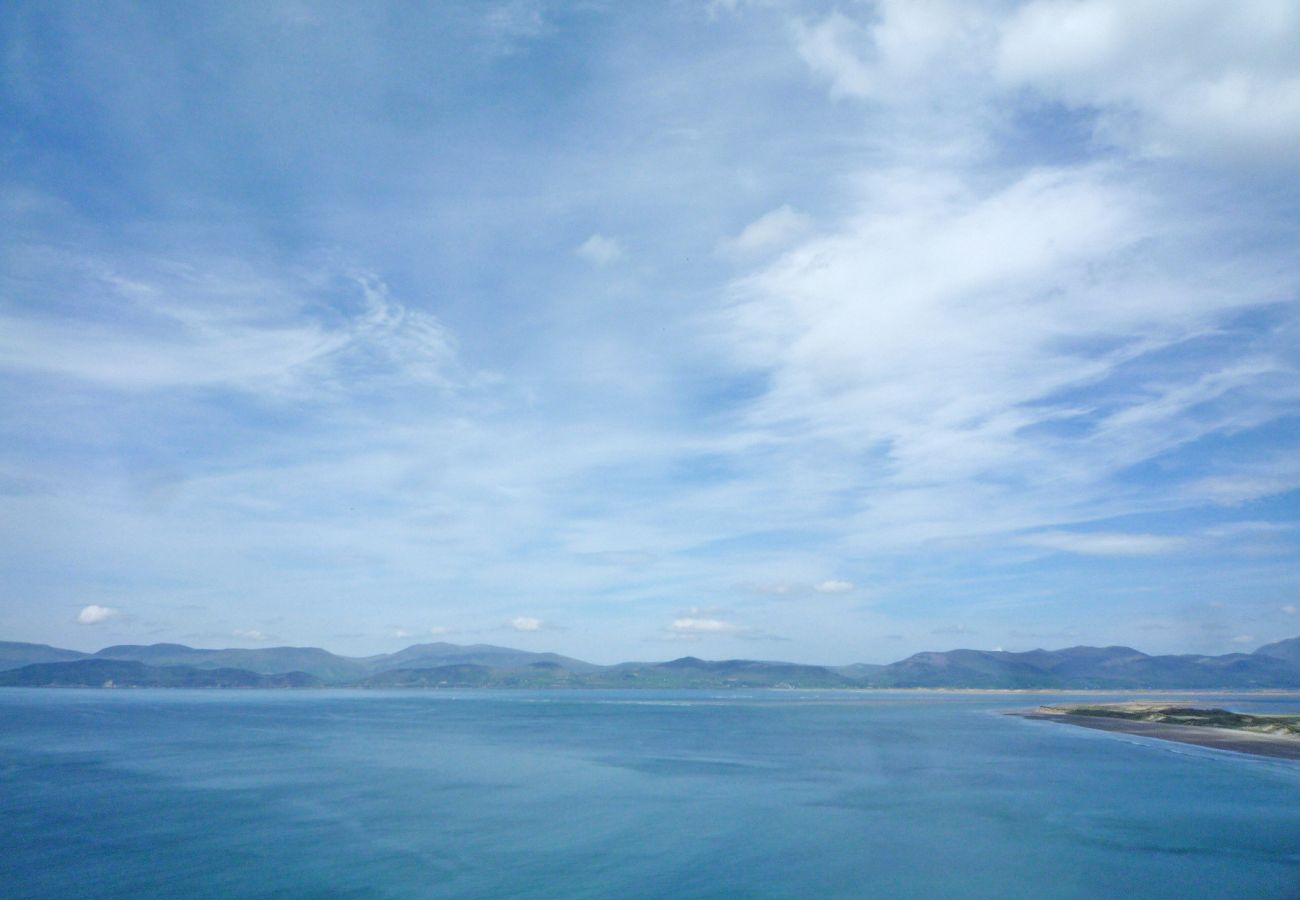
[1009,712,1300,760]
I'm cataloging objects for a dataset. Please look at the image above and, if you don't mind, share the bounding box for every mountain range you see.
[2,636,1299,690]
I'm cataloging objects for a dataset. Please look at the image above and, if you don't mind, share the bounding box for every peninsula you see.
[1012,702,1300,760]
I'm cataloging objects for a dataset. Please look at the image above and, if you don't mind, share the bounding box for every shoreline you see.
[6,683,1300,695]
[1010,710,1300,760]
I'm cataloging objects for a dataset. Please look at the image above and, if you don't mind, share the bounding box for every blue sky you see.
[2,0,1298,663]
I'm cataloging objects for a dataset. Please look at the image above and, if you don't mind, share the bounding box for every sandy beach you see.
[1011,711,1300,760]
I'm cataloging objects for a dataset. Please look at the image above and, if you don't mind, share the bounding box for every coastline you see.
[7,683,1300,695]
[1010,710,1300,760]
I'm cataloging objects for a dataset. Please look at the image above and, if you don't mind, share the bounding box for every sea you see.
[2,689,1298,899]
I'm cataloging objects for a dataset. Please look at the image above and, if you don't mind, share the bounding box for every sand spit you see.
[1009,704,1300,761]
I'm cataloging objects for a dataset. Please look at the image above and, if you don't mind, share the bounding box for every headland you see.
[1011,702,1300,760]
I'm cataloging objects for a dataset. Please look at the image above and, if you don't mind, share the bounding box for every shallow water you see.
[2,689,1298,898]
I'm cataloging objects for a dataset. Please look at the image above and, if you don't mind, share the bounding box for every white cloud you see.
[232,628,269,641]
[793,1,1300,169]
[1020,531,1188,557]
[1201,521,1296,539]
[796,2,993,110]
[721,161,1296,549]
[663,609,776,641]
[796,1,1300,165]
[722,206,813,257]
[795,12,875,100]
[997,0,1300,165]
[1283,604,1298,616]
[509,616,543,632]
[429,626,452,636]
[668,616,745,634]
[1231,634,1256,645]
[1183,460,1300,506]
[739,579,855,597]
[576,233,624,265]
[77,604,119,625]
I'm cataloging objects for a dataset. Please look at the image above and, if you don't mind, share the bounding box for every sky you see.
[1,0,1298,664]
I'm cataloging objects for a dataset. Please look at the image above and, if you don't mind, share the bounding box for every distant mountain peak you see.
[1254,636,1300,664]
[2,635,1298,689]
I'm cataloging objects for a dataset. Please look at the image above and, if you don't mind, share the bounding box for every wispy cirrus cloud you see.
[721,161,1297,550]
[0,258,461,396]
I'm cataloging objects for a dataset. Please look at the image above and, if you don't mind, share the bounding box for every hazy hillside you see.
[1254,637,1300,665]
[365,643,599,674]
[0,659,322,688]
[862,645,1300,689]
[2,636,1298,689]
[0,641,88,671]
[93,644,367,682]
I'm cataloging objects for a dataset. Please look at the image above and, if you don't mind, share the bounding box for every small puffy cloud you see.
[722,206,812,256]
[77,605,119,625]
[1283,604,1298,616]
[814,579,854,594]
[576,233,623,265]
[1020,531,1187,556]
[389,628,415,639]
[428,626,452,636]
[232,628,269,642]
[509,616,543,632]
[1231,634,1256,645]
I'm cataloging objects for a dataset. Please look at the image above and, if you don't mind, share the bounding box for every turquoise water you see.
[1,689,1298,898]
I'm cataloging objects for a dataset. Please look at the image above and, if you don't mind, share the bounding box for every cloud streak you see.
[1019,531,1188,557]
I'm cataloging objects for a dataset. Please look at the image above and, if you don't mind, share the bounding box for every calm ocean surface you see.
[2,689,1298,899]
